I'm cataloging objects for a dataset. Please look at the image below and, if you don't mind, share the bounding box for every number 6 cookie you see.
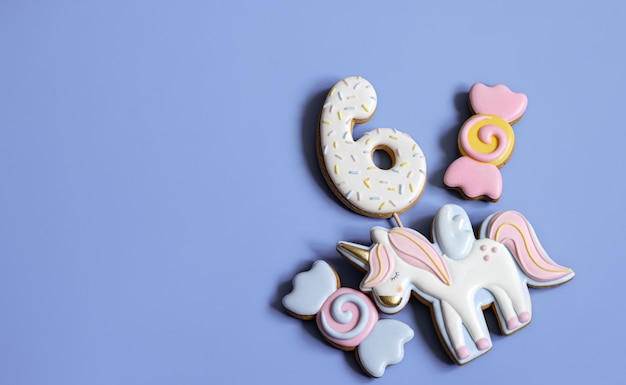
[317,76,427,218]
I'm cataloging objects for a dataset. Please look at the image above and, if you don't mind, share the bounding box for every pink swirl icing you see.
[459,115,512,164]
[316,288,378,348]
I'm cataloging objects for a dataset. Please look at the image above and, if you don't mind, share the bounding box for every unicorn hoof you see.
[518,311,531,323]
[476,338,491,351]
[507,317,520,330]
[456,346,470,360]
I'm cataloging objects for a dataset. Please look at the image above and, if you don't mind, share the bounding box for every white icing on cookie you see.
[318,76,427,218]
[338,204,575,365]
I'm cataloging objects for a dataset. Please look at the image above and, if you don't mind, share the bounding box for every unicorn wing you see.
[282,260,339,318]
[432,204,475,260]
[481,211,575,287]
[356,319,414,377]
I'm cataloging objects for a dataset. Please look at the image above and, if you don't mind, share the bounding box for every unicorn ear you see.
[433,204,476,260]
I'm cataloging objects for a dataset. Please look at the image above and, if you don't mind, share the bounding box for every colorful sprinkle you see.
[378,202,386,210]
[327,130,334,136]
[338,91,344,101]
[365,138,371,146]
[389,200,396,207]
[399,184,404,195]
[361,104,369,112]
[364,178,371,189]
[337,111,342,121]
[367,166,377,170]
[346,190,353,200]
[322,145,328,155]
[330,87,336,96]
[400,162,409,167]
[335,154,343,160]
[370,196,381,200]
[323,102,331,108]
[409,183,415,192]
[351,154,356,162]
[389,135,398,140]
[334,165,339,175]
[387,187,396,191]
[357,192,361,201]
[349,170,360,175]
[333,141,338,149]
[354,82,361,90]
[322,120,331,125]
[344,106,355,110]
[343,131,349,139]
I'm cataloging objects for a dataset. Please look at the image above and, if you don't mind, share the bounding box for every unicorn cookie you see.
[337,204,574,365]
[283,260,414,377]
[444,83,528,201]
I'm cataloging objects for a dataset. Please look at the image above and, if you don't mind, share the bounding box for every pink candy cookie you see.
[444,83,528,202]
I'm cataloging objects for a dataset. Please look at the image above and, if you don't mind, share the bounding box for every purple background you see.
[1,1,623,384]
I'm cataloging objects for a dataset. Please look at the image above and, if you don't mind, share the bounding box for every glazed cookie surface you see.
[283,260,414,377]
[317,76,427,218]
[443,83,527,201]
[337,204,574,365]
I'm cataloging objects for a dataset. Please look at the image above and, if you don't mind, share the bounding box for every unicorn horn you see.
[337,241,370,269]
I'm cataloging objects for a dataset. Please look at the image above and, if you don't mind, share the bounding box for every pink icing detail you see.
[456,346,470,360]
[491,247,498,253]
[316,288,378,348]
[507,318,519,330]
[443,156,502,200]
[483,255,490,261]
[488,211,573,283]
[480,245,487,251]
[469,83,528,123]
[459,117,509,163]
[388,228,452,286]
[518,311,530,323]
[364,243,395,288]
[476,338,491,351]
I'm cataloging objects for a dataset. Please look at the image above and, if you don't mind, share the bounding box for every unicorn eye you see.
[390,272,400,281]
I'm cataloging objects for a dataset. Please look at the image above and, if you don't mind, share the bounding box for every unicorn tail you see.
[481,211,575,287]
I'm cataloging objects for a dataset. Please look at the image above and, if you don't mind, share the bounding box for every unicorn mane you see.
[363,227,451,288]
